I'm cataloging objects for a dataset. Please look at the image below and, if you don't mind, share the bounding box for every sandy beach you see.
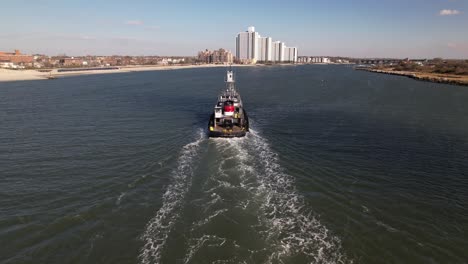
[0,64,257,83]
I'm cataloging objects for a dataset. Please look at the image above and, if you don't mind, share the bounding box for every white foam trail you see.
[184,235,227,264]
[191,208,228,229]
[141,128,347,263]
[116,192,125,206]
[212,138,256,190]
[139,129,205,264]
[180,137,261,263]
[196,134,348,262]
[246,129,347,263]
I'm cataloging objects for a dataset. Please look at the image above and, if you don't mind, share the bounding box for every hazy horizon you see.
[1,0,468,59]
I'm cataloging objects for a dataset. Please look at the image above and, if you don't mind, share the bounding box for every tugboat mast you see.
[225,65,235,94]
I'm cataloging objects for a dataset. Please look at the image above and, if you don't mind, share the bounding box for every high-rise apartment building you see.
[257,36,272,62]
[284,47,298,63]
[212,48,233,64]
[235,26,259,63]
[272,41,284,62]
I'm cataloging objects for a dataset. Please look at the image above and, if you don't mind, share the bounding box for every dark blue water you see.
[1,65,467,263]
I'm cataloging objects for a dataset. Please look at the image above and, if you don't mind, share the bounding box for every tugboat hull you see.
[208,110,249,138]
[208,130,247,138]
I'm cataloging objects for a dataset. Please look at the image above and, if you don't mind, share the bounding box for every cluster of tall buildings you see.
[236,26,297,64]
[197,48,233,64]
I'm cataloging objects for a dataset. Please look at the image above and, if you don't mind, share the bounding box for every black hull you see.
[208,130,247,138]
[208,110,249,138]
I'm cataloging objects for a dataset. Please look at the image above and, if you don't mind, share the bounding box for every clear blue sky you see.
[1,0,467,58]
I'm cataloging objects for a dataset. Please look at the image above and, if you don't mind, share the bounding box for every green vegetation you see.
[383,59,468,75]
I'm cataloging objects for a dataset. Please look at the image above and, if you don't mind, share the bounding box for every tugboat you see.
[208,68,249,138]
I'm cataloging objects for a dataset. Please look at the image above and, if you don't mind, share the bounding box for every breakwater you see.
[355,67,468,87]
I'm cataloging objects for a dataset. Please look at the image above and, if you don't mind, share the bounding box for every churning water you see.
[140,129,346,263]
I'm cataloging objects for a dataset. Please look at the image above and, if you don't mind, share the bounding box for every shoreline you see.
[356,68,468,87]
[0,64,257,83]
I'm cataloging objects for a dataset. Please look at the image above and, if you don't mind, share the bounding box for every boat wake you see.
[246,130,346,263]
[139,128,348,263]
[139,129,206,264]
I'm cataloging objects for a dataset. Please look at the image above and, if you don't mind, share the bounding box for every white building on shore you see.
[236,26,297,63]
[284,47,298,63]
[256,36,272,62]
[235,26,259,63]
[298,57,332,64]
[272,41,284,62]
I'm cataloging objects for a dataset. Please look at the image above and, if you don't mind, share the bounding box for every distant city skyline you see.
[1,0,468,58]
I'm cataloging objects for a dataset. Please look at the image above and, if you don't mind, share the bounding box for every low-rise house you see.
[0,50,34,67]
